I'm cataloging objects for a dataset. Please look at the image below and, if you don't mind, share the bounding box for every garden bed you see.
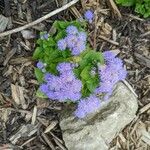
[0,0,150,149]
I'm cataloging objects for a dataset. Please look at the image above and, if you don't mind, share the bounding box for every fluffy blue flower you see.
[57,38,67,50]
[44,73,53,81]
[66,25,78,35]
[40,63,82,102]
[39,83,49,94]
[78,31,87,42]
[57,62,73,74]
[75,95,101,118]
[65,34,78,49]
[84,10,94,23]
[95,51,127,98]
[37,61,44,69]
[103,51,116,60]
[72,41,86,55]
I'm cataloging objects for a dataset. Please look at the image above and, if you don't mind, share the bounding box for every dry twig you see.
[108,0,122,19]
[99,35,119,46]
[140,31,150,37]
[0,0,79,37]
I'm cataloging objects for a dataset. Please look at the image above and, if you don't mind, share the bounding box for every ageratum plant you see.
[33,19,127,118]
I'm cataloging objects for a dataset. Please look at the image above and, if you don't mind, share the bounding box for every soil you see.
[0,0,150,149]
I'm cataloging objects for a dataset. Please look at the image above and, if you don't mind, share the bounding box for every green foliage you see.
[135,0,150,18]
[34,68,44,83]
[33,20,104,98]
[115,0,136,6]
[115,0,150,18]
[74,49,104,97]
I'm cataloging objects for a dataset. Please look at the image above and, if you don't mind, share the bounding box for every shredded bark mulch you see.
[0,0,149,149]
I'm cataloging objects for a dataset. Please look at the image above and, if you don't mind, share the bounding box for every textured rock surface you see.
[59,82,138,150]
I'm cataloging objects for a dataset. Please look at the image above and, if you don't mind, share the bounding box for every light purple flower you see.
[84,10,94,23]
[40,33,49,40]
[57,62,73,74]
[75,95,101,118]
[39,84,49,94]
[44,73,53,81]
[65,34,78,49]
[37,61,44,69]
[103,51,116,60]
[57,38,67,50]
[95,51,127,99]
[78,31,87,42]
[72,41,86,55]
[66,25,78,35]
[39,63,82,102]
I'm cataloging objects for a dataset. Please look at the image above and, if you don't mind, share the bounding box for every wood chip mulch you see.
[0,0,149,149]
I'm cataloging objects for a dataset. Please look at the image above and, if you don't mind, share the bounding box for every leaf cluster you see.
[74,49,104,97]
[115,0,150,18]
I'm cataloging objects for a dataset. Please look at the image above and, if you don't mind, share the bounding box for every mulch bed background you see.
[0,0,150,149]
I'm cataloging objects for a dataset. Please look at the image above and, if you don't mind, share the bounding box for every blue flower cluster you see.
[39,62,82,102]
[36,21,127,119]
[57,25,87,55]
[75,95,101,118]
[37,61,46,73]
[95,51,127,100]
[84,10,94,23]
[74,52,127,118]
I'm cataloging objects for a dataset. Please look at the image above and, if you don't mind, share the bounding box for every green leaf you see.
[55,31,66,41]
[80,66,91,80]
[46,63,58,75]
[33,47,43,60]
[36,89,47,98]
[61,50,71,58]
[86,77,99,92]
[48,37,56,46]
[115,0,135,6]
[74,68,81,78]
[78,50,104,72]
[34,68,44,83]
[44,50,61,64]
[44,47,54,56]
[83,51,104,64]
[43,37,56,48]
[81,84,91,97]
[37,39,43,45]
[53,21,69,30]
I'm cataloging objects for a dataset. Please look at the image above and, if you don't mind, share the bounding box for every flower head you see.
[78,31,87,42]
[37,61,44,69]
[39,63,82,102]
[57,38,67,50]
[66,25,78,35]
[75,95,101,118]
[95,51,127,99]
[65,34,78,49]
[39,83,49,94]
[72,41,86,55]
[40,33,49,40]
[57,62,74,74]
[84,10,94,23]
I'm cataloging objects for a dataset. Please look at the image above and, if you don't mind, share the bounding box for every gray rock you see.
[59,82,138,150]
